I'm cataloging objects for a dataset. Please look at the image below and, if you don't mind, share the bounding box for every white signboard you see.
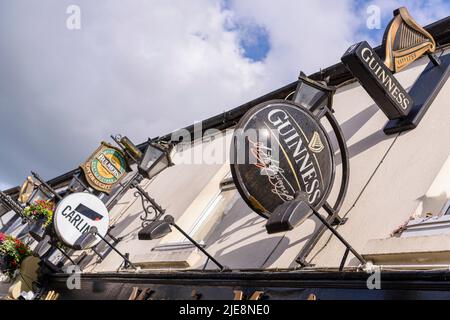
[54,193,109,248]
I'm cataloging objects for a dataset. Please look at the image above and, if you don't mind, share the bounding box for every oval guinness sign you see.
[230,100,335,218]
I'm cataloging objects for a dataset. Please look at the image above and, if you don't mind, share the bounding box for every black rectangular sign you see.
[75,203,104,221]
[341,41,413,120]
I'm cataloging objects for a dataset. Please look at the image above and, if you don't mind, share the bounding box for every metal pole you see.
[72,175,91,193]
[110,134,139,163]
[106,172,140,210]
[133,181,165,217]
[94,231,137,270]
[31,171,63,201]
[428,53,441,67]
[170,223,224,271]
[52,244,78,267]
[0,191,25,217]
[311,209,366,265]
[339,248,350,271]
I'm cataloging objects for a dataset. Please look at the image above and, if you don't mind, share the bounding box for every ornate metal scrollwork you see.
[134,190,162,227]
[131,177,165,228]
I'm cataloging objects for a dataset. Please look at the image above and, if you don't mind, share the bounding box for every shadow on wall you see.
[326,103,379,152]
[202,197,281,269]
[211,236,288,270]
[331,103,395,165]
[340,104,380,141]
[202,196,326,269]
[210,198,266,245]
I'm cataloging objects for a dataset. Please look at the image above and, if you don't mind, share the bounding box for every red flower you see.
[0,233,5,242]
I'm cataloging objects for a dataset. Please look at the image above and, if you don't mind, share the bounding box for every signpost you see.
[230,73,365,268]
[230,100,335,218]
[54,193,110,248]
[80,142,128,194]
[341,41,413,120]
[342,7,450,134]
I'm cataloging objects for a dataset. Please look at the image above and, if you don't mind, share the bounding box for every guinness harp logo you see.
[308,132,324,154]
[383,7,436,73]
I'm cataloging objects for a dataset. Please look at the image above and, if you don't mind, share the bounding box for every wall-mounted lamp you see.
[138,219,172,240]
[138,142,172,180]
[293,72,336,112]
[111,134,173,181]
[265,192,312,234]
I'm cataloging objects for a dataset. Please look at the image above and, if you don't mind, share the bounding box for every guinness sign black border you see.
[229,73,360,268]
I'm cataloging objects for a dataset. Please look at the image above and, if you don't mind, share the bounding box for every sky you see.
[0,0,449,190]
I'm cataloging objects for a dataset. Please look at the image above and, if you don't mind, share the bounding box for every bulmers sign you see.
[54,192,110,248]
[230,100,334,218]
[81,142,128,194]
[341,41,413,120]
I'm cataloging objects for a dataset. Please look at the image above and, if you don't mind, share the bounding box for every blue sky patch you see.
[238,24,271,62]
[221,0,270,62]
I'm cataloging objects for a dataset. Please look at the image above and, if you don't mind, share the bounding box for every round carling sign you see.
[54,193,110,248]
[230,100,335,219]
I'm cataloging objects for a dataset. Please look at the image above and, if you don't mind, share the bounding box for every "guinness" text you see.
[361,47,411,110]
[268,109,322,204]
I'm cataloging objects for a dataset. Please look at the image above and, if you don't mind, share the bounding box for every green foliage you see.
[0,233,32,278]
[23,200,54,228]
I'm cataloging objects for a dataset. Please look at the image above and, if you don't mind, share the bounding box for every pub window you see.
[399,156,450,238]
[443,200,450,216]
[188,180,238,241]
[152,172,237,251]
[411,155,449,219]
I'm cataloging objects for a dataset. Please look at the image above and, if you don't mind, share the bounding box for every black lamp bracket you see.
[110,134,140,165]
[282,74,357,269]
[131,177,166,228]
[109,134,171,227]
[92,227,136,270]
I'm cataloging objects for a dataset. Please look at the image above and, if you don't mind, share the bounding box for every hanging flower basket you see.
[0,254,7,271]
[24,200,54,241]
[0,233,31,279]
